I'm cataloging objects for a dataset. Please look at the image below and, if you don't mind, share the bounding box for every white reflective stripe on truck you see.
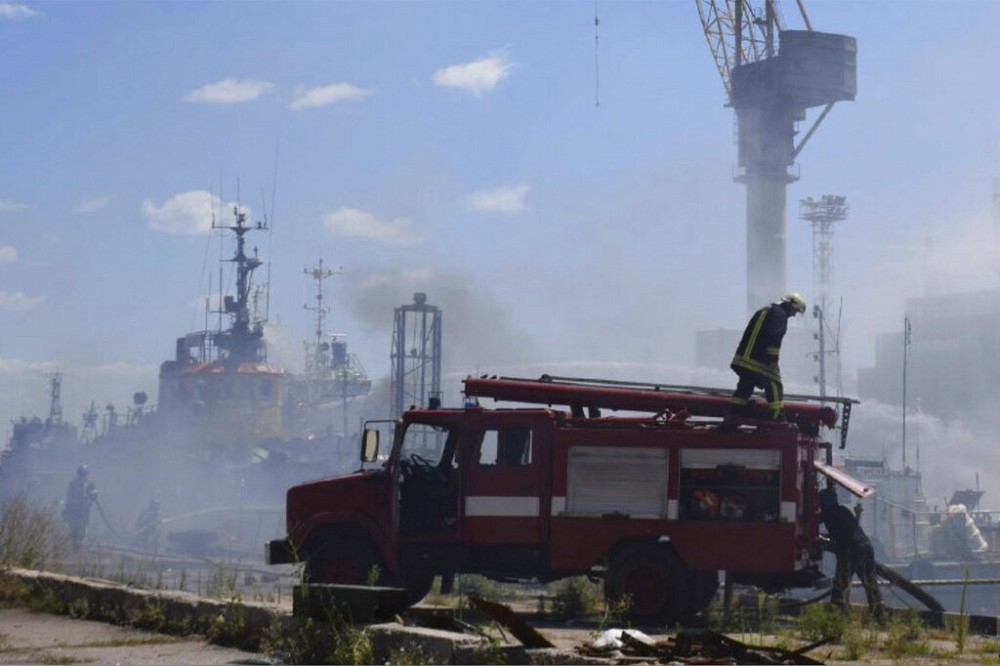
[465,496,540,517]
[551,495,678,520]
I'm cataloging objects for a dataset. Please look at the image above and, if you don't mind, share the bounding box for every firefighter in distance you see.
[728,293,806,420]
[63,464,97,551]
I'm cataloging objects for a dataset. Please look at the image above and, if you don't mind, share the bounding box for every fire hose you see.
[92,496,127,539]
[818,536,943,613]
[873,561,944,613]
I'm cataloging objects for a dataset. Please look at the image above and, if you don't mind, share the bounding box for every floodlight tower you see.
[799,194,848,316]
[800,195,847,397]
[390,292,442,418]
[696,0,857,315]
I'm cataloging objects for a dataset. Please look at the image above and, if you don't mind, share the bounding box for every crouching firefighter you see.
[819,488,887,624]
[727,293,806,421]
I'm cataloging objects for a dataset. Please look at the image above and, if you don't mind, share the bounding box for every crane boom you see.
[695,0,784,98]
[694,0,853,315]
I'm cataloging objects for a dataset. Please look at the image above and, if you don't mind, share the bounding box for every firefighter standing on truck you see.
[728,293,806,420]
[819,487,886,624]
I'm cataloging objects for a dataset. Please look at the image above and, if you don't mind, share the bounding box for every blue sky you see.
[3,0,1000,441]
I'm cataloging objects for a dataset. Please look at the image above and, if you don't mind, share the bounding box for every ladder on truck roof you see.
[463,374,857,447]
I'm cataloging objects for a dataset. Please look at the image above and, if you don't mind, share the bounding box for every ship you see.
[0,206,372,558]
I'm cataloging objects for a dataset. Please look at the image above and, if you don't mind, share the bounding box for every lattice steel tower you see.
[799,194,848,314]
[799,194,847,398]
[390,292,442,418]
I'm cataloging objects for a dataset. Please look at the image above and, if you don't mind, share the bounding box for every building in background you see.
[857,289,1000,422]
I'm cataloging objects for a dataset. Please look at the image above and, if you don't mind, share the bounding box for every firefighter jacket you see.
[821,504,874,556]
[730,303,788,382]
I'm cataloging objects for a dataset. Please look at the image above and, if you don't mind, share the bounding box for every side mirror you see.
[361,428,380,463]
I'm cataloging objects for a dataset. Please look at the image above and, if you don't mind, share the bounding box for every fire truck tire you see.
[689,570,720,616]
[305,533,433,604]
[305,534,379,586]
[605,543,688,625]
[400,575,434,604]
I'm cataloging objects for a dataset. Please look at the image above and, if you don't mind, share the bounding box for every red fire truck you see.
[266,375,865,624]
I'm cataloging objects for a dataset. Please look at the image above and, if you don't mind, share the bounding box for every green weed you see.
[957,567,970,653]
[839,617,876,661]
[753,591,779,633]
[598,592,633,631]
[457,575,503,603]
[206,594,261,651]
[66,597,89,619]
[0,574,32,608]
[547,577,602,619]
[797,603,847,642]
[387,641,438,665]
[328,623,374,665]
[0,496,69,570]
[882,610,930,658]
[470,634,509,665]
[128,599,167,632]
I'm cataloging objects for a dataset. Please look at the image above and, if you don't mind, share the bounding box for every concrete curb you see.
[2,568,599,664]
[4,566,280,647]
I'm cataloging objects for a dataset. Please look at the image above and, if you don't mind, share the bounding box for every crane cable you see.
[593,0,599,107]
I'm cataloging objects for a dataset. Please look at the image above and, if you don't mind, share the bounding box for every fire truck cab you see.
[267,375,861,624]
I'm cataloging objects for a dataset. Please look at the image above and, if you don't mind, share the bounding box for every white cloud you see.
[0,291,44,312]
[0,246,17,264]
[0,200,27,214]
[324,207,418,245]
[142,190,229,235]
[464,184,530,213]
[183,79,273,105]
[74,196,111,214]
[433,54,512,96]
[290,83,375,110]
[0,2,41,19]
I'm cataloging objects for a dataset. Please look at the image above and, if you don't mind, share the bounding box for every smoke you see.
[350,269,540,374]
[259,321,304,374]
[836,205,1000,376]
[847,398,998,508]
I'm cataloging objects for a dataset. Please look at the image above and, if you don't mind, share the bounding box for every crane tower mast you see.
[695,0,856,316]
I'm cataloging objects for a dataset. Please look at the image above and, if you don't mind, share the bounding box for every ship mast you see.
[212,207,268,365]
[303,258,342,378]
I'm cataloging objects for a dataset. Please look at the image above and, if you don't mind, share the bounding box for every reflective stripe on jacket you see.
[730,303,788,381]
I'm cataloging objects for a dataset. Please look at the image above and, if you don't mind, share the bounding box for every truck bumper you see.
[266,538,295,565]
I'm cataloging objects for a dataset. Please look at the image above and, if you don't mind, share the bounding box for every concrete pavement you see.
[0,608,274,665]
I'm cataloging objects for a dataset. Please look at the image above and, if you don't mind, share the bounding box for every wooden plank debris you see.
[467,596,555,649]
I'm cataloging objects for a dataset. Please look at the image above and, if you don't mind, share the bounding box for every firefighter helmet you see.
[76,464,88,477]
[819,487,839,510]
[781,293,807,315]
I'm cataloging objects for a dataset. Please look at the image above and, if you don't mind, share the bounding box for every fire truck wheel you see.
[400,575,434,604]
[305,535,379,585]
[689,570,719,616]
[605,543,687,625]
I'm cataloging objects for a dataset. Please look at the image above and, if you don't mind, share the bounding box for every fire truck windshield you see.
[398,423,458,469]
